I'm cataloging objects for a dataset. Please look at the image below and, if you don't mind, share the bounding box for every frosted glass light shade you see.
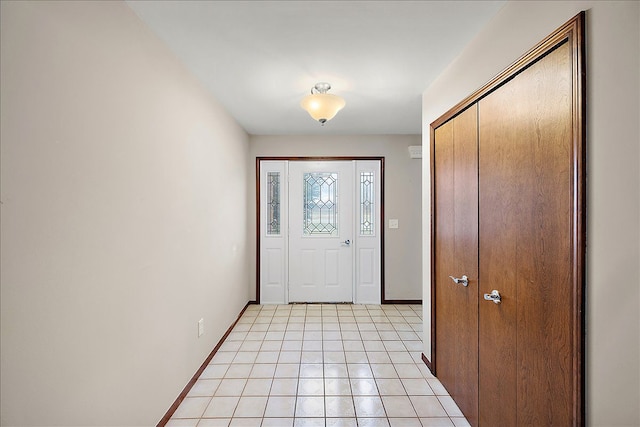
[300,93,346,123]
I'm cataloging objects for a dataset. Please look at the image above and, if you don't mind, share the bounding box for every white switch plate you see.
[389,219,399,229]
[198,318,204,337]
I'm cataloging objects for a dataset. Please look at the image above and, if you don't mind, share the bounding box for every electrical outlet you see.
[389,219,399,229]
[198,318,204,337]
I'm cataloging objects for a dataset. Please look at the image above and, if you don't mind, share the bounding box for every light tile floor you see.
[167,304,470,427]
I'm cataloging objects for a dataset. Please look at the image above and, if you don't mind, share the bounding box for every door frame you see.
[256,156,386,304]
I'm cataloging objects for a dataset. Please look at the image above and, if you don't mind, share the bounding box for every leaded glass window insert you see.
[267,172,280,235]
[303,172,338,235]
[360,171,375,235]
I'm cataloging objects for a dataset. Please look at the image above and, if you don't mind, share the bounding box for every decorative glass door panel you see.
[359,171,375,236]
[303,172,339,235]
[267,172,281,235]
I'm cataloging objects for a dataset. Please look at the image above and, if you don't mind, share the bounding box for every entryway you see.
[257,158,383,304]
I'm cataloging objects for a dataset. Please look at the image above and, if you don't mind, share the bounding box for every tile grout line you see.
[168,303,466,427]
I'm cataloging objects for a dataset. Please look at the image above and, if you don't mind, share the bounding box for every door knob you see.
[342,239,351,245]
[449,275,469,287]
[483,290,501,304]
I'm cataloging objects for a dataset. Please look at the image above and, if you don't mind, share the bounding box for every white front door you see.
[288,161,354,303]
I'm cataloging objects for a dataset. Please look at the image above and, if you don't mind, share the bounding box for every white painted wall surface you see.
[249,135,422,301]
[422,2,640,425]
[0,1,250,425]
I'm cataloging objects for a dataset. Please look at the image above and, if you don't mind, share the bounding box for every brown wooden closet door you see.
[434,105,478,425]
[478,41,573,426]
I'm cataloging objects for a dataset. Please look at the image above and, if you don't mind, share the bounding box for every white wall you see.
[249,135,422,301]
[421,1,640,426]
[0,1,250,425]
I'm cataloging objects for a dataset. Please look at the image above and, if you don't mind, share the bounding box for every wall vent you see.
[408,145,422,159]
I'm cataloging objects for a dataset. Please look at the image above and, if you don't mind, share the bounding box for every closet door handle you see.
[483,290,502,304]
[449,275,469,287]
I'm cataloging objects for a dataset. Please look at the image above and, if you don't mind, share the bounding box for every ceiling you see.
[126,1,505,135]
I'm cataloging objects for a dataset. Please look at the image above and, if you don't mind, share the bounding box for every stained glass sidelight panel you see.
[303,172,338,235]
[360,172,375,235]
[267,172,280,235]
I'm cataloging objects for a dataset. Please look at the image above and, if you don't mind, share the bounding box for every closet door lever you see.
[449,275,469,287]
[483,290,502,304]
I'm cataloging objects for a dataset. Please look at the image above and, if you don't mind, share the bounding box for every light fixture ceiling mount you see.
[300,82,346,125]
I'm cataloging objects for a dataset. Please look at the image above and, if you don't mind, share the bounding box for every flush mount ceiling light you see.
[300,82,346,125]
